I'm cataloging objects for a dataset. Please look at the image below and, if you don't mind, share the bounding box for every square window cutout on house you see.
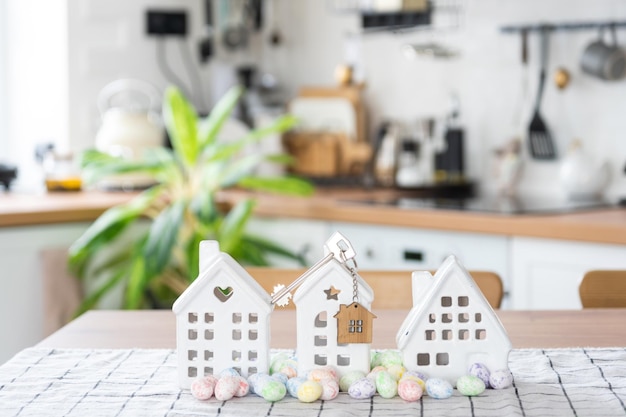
[204,367,213,376]
[188,329,197,340]
[248,330,258,340]
[205,329,214,340]
[315,312,327,328]
[248,351,258,361]
[314,354,327,366]
[232,329,241,340]
[232,351,242,361]
[249,313,258,324]
[436,352,449,366]
[315,335,327,346]
[459,313,469,323]
[337,354,350,366]
[417,353,430,366]
[459,329,470,340]
[188,350,197,361]
[441,296,452,307]
[476,329,487,340]
[458,296,469,307]
[232,313,242,323]
[442,329,452,340]
[188,367,197,378]
[442,313,453,323]
[425,329,436,340]
[204,350,213,361]
[188,312,197,323]
[429,313,436,323]
[205,313,214,323]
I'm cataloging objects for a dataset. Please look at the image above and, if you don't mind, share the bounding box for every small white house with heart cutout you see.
[396,255,512,383]
[293,251,374,378]
[172,240,272,389]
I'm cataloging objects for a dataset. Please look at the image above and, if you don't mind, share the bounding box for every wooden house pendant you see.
[335,301,376,344]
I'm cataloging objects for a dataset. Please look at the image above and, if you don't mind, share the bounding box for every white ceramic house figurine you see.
[291,232,375,378]
[396,255,512,383]
[172,240,273,389]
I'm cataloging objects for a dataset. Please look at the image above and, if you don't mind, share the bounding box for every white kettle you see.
[559,139,610,201]
[94,79,164,189]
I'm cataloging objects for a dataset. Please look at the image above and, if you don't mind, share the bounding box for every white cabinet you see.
[0,223,90,364]
[247,218,331,267]
[510,237,626,310]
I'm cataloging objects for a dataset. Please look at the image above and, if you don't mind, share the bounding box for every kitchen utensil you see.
[580,25,626,81]
[554,67,571,89]
[221,0,248,50]
[528,27,556,160]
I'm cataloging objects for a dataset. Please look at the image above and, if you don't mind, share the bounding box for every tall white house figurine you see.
[277,232,375,377]
[172,241,273,389]
[396,255,512,383]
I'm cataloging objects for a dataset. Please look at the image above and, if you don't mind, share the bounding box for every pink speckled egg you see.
[214,375,240,401]
[234,376,250,397]
[319,378,339,401]
[190,375,218,400]
[398,379,423,402]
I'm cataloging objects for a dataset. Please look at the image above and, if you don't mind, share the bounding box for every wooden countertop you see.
[38,309,626,349]
[1,188,625,245]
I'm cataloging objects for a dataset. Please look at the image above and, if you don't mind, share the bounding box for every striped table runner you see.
[0,347,624,416]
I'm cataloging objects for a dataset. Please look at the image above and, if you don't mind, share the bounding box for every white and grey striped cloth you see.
[0,347,624,416]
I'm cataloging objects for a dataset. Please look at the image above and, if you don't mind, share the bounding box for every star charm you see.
[324,285,341,300]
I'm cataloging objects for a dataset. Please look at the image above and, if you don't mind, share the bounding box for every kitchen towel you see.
[0,347,624,416]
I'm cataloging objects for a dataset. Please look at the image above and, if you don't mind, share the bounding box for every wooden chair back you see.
[579,270,626,308]
[246,268,504,310]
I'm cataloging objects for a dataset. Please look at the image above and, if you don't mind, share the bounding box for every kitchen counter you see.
[1,188,625,245]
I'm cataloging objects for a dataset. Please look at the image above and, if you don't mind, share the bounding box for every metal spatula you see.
[528,27,556,160]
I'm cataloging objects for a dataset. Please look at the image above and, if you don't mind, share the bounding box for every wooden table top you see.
[38,309,626,350]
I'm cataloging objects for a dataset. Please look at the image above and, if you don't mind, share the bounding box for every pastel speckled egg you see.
[425,378,453,399]
[399,374,425,391]
[278,364,298,379]
[234,376,250,397]
[297,380,323,403]
[272,373,288,385]
[320,378,340,401]
[370,351,383,368]
[456,375,486,397]
[339,371,366,392]
[367,366,387,380]
[218,368,240,378]
[375,371,398,399]
[190,375,218,400]
[348,378,376,399]
[214,376,240,401]
[269,353,290,374]
[379,350,403,368]
[286,377,306,398]
[404,370,428,381]
[468,363,491,387]
[248,373,272,395]
[386,364,406,381]
[397,379,423,402]
[308,367,337,383]
[261,380,287,402]
[489,369,513,390]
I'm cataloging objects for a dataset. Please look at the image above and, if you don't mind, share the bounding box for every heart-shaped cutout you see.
[214,286,234,302]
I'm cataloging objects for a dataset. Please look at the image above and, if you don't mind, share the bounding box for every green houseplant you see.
[68,85,314,313]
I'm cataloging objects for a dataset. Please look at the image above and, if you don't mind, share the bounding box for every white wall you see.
[4,0,626,199]
[262,0,626,200]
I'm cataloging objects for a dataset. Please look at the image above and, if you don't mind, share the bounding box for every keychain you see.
[271,232,375,344]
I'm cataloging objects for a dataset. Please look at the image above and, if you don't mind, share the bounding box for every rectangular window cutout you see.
[249,313,258,324]
[188,367,197,378]
[459,313,469,323]
[475,313,482,322]
[425,329,436,340]
[188,350,197,361]
[205,313,214,323]
[441,296,452,307]
[442,313,453,323]
[188,329,197,340]
[356,326,362,333]
[458,296,469,307]
[248,367,257,374]
[349,320,355,326]
[234,367,241,375]
[436,352,449,366]
[204,367,213,376]
[248,330,258,340]
[188,312,198,323]
[459,329,469,340]
[442,329,452,340]
[356,320,363,325]
[314,335,327,346]
[232,329,242,340]
[314,354,327,365]
[315,312,327,328]
[417,353,430,366]
[232,350,241,361]
[204,350,213,361]
[205,329,214,340]
[476,329,487,340]
[248,351,258,361]
[429,313,436,323]
[232,313,242,323]
[337,354,350,366]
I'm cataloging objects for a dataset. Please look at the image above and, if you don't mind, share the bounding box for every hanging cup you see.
[580,25,626,81]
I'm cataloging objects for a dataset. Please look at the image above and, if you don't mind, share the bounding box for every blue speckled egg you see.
[425,378,453,399]
[286,377,306,398]
[468,363,491,387]
[489,369,513,389]
[348,377,377,399]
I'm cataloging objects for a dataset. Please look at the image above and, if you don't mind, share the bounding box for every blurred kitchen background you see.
[1,0,625,200]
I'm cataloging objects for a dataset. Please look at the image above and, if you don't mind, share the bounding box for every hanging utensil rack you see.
[500,20,626,34]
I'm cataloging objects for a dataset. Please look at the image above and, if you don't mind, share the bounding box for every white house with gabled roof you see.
[396,255,512,383]
[172,240,273,389]
[293,249,374,378]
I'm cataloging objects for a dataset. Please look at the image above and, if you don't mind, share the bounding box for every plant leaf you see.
[143,199,186,277]
[163,86,199,167]
[218,199,256,254]
[124,256,147,309]
[242,234,308,266]
[198,85,243,149]
[68,186,162,277]
[73,269,126,317]
[237,176,315,196]
[218,154,265,188]
[80,149,167,185]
